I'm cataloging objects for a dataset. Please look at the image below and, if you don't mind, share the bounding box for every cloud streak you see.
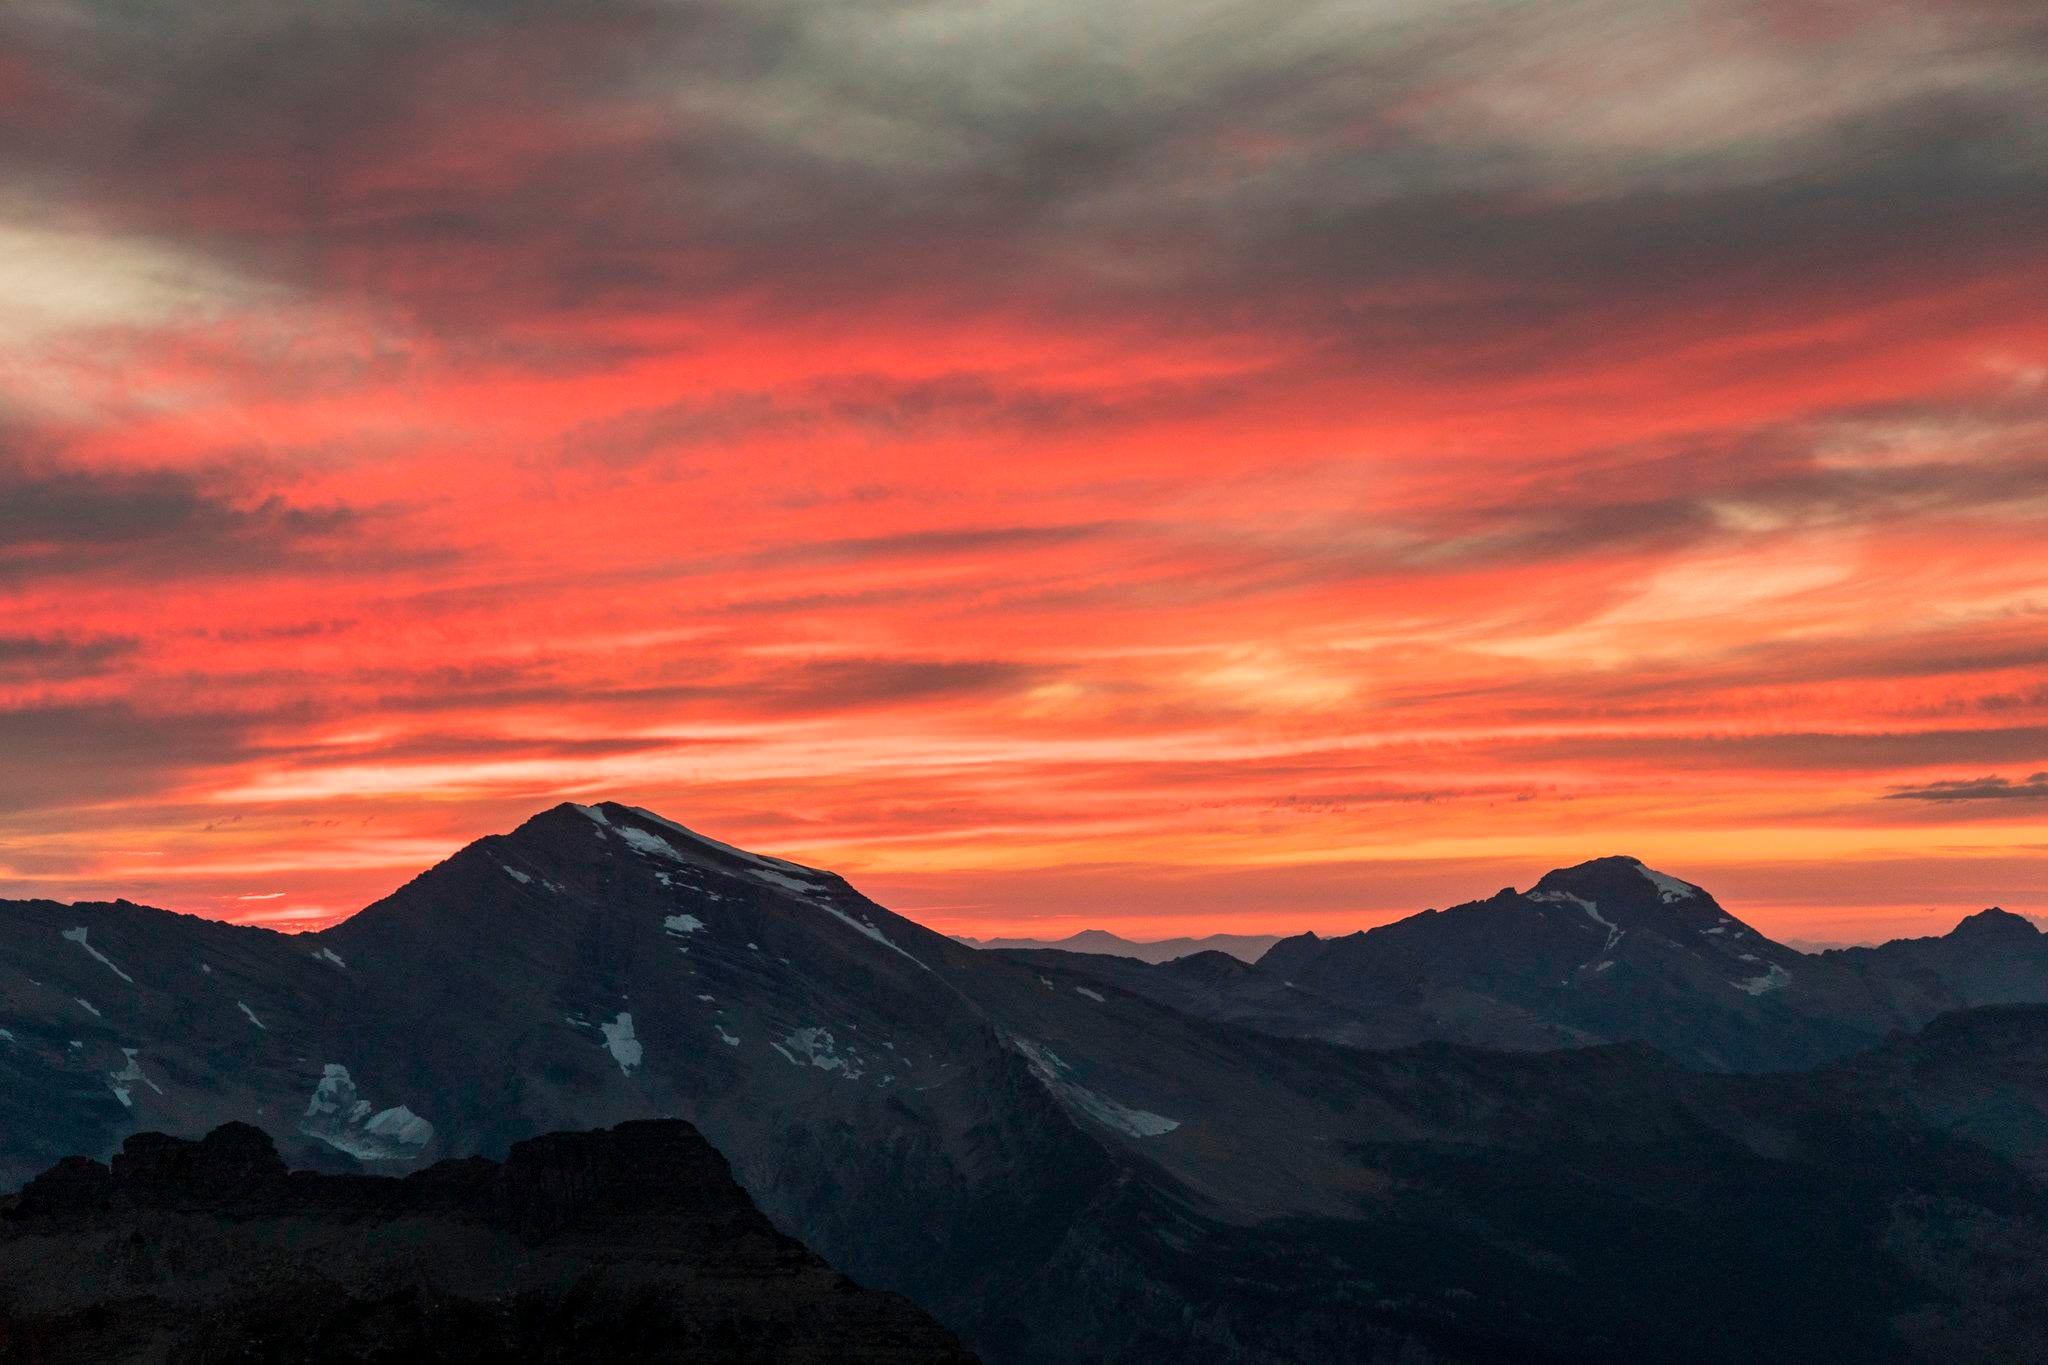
[1887,773,2048,803]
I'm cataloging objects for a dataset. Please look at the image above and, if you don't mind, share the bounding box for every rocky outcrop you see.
[0,1119,975,1364]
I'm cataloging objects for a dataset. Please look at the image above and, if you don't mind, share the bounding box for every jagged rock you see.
[0,1119,975,1364]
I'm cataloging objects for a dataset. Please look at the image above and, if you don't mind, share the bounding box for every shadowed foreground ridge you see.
[0,1119,975,1364]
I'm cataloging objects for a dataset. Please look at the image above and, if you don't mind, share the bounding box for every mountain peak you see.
[1949,906,2040,943]
[512,801,831,881]
[1529,856,1709,911]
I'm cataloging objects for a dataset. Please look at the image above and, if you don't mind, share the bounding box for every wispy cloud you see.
[1887,773,2048,803]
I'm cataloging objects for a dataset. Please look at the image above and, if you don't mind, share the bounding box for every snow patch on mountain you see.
[306,1065,370,1125]
[501,864,531,884]
[751,867,823,895]
[1534,890,1622,950]
[238,1002,266,1030]
[820,903,931,970]
[75,998,100,1017]
[744,866,933,971]
[301,1064,436,1161]
[771,1026,859,1077]
[617,826,686,862]
[584,807,929,971]
[600,1012,642,1074]
[1014,1039,1181,1140]
[62,927,134,984]
[312,947,347,970]
[625,806,818,874]
[106,1048,162,1108]
[1631,860,1704,903]
[1583,903,1623,951]
[362,1105,434,1150]
[1074,986,1106,1002]
[664,913,706,937]
[1733,964,1793,995]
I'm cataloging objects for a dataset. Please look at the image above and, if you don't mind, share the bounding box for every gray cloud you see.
[755,657,1051,711]
[1410,393,2048,560]
[561,372,1251,464]
[0,634,139,680]
[1502,727,2048,775]
[779,524,1120,566]
[1,0,2038,376]
[0,447,433,584]
[492,656,1055,716]
[1886,773,2048,802]
[0,702,266,813]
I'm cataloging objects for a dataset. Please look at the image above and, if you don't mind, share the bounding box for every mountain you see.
[956,929,1281,964]
[7,809,2048,1361]
[1241,856,2048,1071]
[1820,908,2048,1010]
[0,1118,974,1363]
[2,802,1408,1358]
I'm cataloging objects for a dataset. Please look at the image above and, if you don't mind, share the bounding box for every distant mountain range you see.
[5,806,2048,1361]
[954,928,1282,963]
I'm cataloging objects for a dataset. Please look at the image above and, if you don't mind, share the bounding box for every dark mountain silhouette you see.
[955,929,1281,963]
[1010,857,2048,1072]
[5,807,2048,1361]
[1820,908,2048,1011]
[0,1118,973,1363]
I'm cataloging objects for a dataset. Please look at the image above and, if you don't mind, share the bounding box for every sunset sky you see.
[2,0,2045,943]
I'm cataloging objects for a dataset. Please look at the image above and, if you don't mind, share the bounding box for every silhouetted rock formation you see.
[0,1119,974,1364]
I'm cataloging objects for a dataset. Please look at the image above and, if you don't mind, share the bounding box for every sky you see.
[1,0,2045,944]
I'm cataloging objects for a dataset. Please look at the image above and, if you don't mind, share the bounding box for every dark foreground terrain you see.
[0,1119,973,1364]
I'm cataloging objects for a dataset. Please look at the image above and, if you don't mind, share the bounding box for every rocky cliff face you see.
[0,1118,975,1364]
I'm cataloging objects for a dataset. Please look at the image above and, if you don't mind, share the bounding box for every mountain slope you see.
[0,1118,975,1363]
[0,895,377,1178]
[994,944,1593,1055]
[313,802,1153,1348]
